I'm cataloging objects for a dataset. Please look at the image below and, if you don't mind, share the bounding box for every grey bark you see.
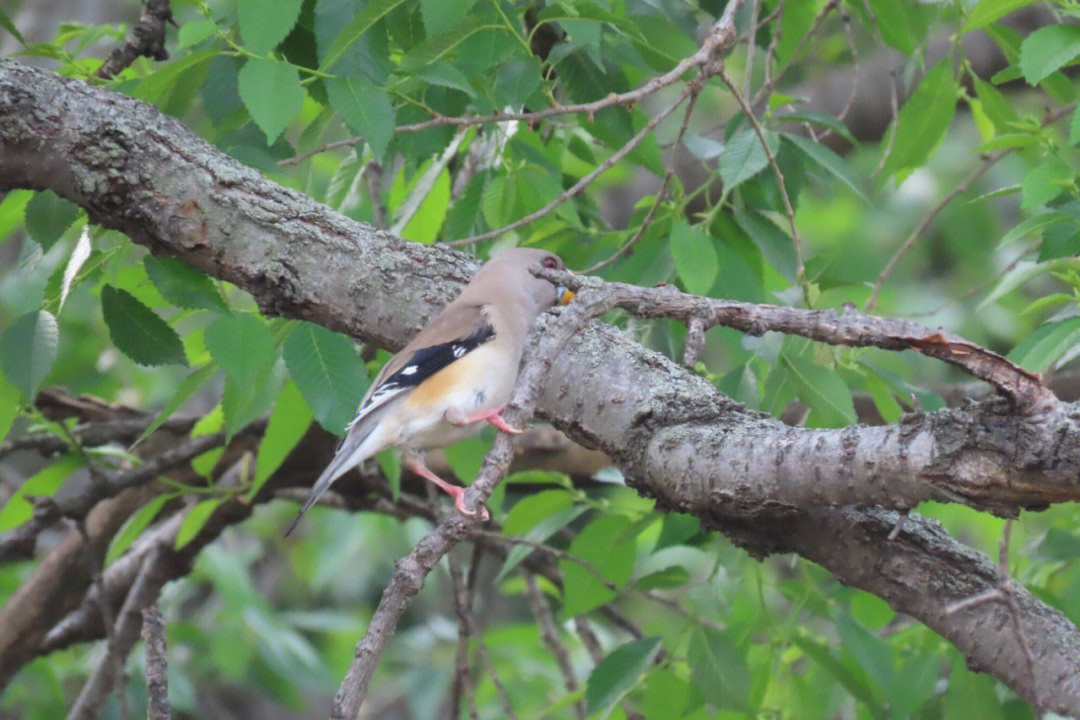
[2,58,1079,713]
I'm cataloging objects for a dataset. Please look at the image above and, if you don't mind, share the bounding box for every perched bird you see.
[286,248,574,534]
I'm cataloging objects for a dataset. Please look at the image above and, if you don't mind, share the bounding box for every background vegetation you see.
[3,0,1080,718]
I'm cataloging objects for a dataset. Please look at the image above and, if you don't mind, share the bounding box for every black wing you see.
[347,322,495,427]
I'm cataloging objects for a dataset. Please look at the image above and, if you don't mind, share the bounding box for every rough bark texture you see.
[3,58,1080,713]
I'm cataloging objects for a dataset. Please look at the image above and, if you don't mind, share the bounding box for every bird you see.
[285,247,574,534]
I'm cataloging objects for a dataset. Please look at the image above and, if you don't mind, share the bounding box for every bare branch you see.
[142,604,170,720]
[96,0,173,80]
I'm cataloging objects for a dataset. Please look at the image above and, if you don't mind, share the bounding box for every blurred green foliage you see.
[2,0,1080,717]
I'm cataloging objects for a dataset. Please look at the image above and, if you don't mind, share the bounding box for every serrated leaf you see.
[689,627,751,712]
[669,221,719,296]
[222,363,281,439]
[319,0,408,72]
[880,60,958,181]
[1007,317,1080,372]
[962,0,1037,32]
[792,632,881,709]
[175,498,225,549]
[867,0,917,53]
[100,285,187,367]
[495,504,588,582]
[998,212,1074,246]
[106,493,175,564]
[781,352,856,428]
[191,405,224,477]
[238,58,305,145]
[144,255,227,312]
[1021,157,1074,209]
[782,133,866,200]
[561,514,635,617]
[239,0,304,54]
[204,313,275,384]
[325,77,395,161]
[283,322,368,434]
[0,454,82,532]
[24,190,81,251]
[719,128,775,190]
[178,19,218,48]
[249,380,313,500]
[1019,24,1080,85]
[586,637,662,718]
[0,310,58,400]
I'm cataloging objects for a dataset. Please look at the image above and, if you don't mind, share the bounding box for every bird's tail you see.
[284,420,378,536]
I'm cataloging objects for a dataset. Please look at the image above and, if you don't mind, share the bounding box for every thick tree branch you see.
[4,58,1080,712]
[95,0,173,80]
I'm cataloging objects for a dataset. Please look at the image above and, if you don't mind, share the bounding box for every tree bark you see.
[2,58,1079,713]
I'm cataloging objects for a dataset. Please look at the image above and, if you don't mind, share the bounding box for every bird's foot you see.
[446,405,522,435]
[406,456,490,521]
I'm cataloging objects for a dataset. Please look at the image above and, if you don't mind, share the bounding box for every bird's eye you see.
[542,256,558,269]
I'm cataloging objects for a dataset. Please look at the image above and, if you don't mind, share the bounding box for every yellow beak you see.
[557,286,575,305]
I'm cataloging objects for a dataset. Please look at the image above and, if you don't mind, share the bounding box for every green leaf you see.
[503,489,576,534]
[282,322,368,434]
[0,8,26,44]
[1021,157,1074,209]
[239,0,304,54]
[778,110,856,145]
[175,498,225,549]
[781,352,856,428]
[222,364,281,439]
[319,0,408,72]
[791,632,882,710]
[0,374,21,444]
[998,211,1074,246]
[100,285,187,367]
[585,637,662,718]
[1019,24,1080,85]
[880,60,958,181]
[249,380,313,500]
[325,77,395,161]
[421,0,476,35]
[0,454,83,532]
[782,133,866,200]
[178,19,218,48]
[134,365,218,446]
[719,128,774,191]
[0,311,58,400]
[963,0,1037,32]
[866,0,917,53]
[561,514,636,617]
[495,504,588,582]
[400,168,450,244]
[106,493,176,564]
[204,313,275,384]
[669,221,719,296]
[775,0,820,68]
[24,190,81,251]
[1006,317,1080,372]
[144,256,227,312]
[689,627,751,711]
[237,58,305,145]
[191,405,224,477]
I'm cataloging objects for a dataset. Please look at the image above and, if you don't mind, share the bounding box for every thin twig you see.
[744,0,762,99]
[279,0,746,168]
[447,554,518,719]
[96,0,174,80]
[583,88,702,273]
[67,545,167,720]
[537,270,1055,411]
[718,67,808,292]
[870,68,900,179]
[817,6,858,143]
[447,90,691,247]
[868,104,1075,310]
[750,0,837,109]
[523,570,585,720]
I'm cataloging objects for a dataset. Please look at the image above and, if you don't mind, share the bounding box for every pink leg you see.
[446,404,522,435]
[405,456,490,521]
